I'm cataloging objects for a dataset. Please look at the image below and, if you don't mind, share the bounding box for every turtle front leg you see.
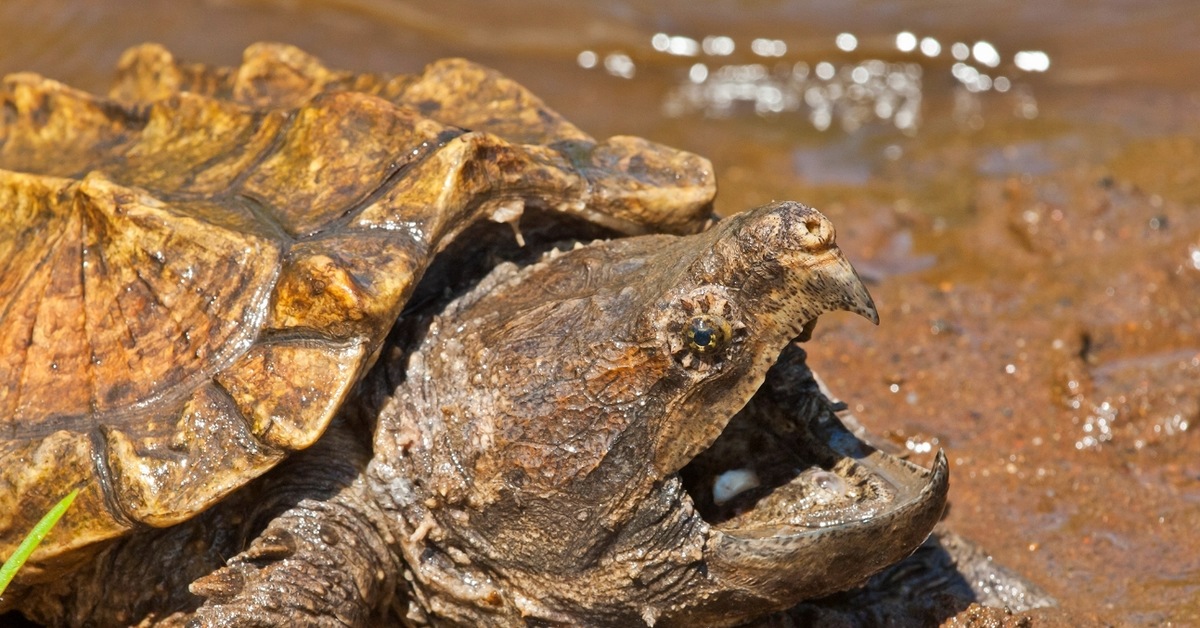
[187,480,398,627]
[184,427,402,627]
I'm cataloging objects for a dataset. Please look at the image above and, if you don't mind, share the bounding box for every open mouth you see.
[676,339,949,601]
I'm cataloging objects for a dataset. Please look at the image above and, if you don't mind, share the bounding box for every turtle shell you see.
[0,43,715,574]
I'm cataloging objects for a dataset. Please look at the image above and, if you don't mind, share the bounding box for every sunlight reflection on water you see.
[577,30,1052,135]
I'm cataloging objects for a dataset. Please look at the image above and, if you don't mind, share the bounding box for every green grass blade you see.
[0,489,79,596]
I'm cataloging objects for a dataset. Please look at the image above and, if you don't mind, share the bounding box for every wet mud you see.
[811,135,1200,625]
[2,1,1197,624]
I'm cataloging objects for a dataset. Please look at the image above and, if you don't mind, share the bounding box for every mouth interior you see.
[677,341,904,534]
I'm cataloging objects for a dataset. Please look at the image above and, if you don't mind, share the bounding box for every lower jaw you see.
[677,341,949,597]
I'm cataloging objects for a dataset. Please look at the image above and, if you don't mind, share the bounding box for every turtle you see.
[0,44,949,626]
[0,42,712,616]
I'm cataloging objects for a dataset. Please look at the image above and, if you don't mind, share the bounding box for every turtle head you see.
[372,201,946,626]
[638,201,879,477]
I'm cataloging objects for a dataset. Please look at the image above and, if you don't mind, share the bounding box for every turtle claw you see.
[189,567,245,604]
[240,529,297,562]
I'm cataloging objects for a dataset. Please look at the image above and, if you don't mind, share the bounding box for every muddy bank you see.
[810,135,1200,624]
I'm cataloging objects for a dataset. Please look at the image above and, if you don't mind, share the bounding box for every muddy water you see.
[2,1,1197,624]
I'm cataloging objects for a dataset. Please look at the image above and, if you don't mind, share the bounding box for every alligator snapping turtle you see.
[0,44,947,626]
[0,41,712,569]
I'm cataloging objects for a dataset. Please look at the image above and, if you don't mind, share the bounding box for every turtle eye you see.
[685,314,732,355]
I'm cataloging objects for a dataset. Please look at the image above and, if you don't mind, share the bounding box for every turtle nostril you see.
[800,215,834,248]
